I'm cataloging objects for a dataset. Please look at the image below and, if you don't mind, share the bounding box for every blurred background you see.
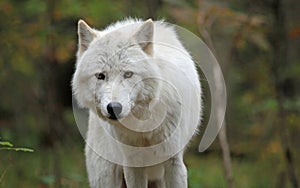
[0,0,299,187]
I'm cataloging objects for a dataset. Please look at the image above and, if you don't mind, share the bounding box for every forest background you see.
[0,0,299,187]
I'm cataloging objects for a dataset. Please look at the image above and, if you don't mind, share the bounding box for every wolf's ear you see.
[77,20,96,57]
[132,19,154,55]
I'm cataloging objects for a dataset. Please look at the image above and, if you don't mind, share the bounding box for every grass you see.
[0,144,299,187]
[186,150,299,188]
[0,145,89,188]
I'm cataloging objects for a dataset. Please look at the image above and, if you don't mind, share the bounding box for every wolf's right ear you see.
[77,20,96,57]
[132,19,154,55]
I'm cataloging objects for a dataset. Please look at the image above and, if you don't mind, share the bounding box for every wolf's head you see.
[72,19,161,121]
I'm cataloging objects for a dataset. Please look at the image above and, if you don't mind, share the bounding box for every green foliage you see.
[40,175,56,185]
[0,138,34,153]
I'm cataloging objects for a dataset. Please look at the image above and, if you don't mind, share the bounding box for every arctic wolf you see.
[72,18,202,188]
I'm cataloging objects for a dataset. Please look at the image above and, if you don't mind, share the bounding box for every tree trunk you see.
[271,0,299,187]
[43,0,62,187]
[144,0,162,19]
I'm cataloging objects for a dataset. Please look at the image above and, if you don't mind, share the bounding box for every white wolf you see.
[72,18,202,188]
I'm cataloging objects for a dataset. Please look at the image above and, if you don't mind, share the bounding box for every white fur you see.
[72,18,202,188]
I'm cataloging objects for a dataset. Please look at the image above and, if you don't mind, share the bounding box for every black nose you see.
[107,102,122,119]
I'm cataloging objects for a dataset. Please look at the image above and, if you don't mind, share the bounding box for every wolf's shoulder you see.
[98,18,186,58]
[101,18,177,39]
[103,18,142,32]
[104,18,167,30]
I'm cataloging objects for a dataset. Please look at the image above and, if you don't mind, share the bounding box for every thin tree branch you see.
[197,1,234,188]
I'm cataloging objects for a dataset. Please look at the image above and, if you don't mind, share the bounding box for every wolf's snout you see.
[107,102,122,120]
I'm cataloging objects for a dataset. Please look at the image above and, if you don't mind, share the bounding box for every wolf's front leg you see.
[124,167,147,188]
[164,156,188,188]
[86,149,123,188]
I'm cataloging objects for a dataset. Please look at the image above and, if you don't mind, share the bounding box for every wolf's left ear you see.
[132,19,154,55]
[77,20,96,57]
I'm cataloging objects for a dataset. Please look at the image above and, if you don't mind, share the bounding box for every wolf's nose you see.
[107,102,122,119]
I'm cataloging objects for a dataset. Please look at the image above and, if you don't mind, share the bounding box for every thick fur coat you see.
[72,18,202,188]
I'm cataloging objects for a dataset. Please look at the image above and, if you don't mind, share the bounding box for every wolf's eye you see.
[95,72,106,80]
[124,71,133,79]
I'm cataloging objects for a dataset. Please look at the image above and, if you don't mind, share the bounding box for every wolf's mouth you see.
[108,115,119,120]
